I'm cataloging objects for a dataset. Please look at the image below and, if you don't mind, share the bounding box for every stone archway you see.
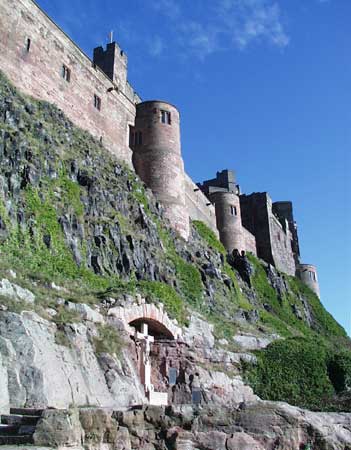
[108,299,182,406]
[108,301,182,340]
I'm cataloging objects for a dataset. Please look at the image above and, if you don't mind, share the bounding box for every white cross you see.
[135,323,154,392]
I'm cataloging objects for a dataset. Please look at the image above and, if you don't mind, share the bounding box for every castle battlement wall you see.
[0,0,139,167]
[184,174,218,236]
[240,192,296,276]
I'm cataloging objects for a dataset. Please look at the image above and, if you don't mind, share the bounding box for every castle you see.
[0,0,320,297]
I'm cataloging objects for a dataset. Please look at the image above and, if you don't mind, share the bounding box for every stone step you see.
[0,424,19,436]
[0,434,34,445]
[9,407,43,417]
[1,414,40,425]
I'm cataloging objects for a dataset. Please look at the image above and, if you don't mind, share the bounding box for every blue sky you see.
[36,0,351,335]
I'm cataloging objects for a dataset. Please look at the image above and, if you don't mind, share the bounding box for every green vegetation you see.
[171,255,203,309]
[138,280,187,325]
[244,337,351,412]
[93,323,124,356]
[192,220,226,254]
[247,254,346,339]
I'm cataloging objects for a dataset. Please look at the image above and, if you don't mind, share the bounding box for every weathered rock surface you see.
[0,351,9,413]
[232,333,276,351]
[0,278,35,304]
[0,310,144,409]
[27,403,351,450]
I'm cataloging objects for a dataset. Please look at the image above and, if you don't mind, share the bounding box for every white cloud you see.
[150,0,181,19]
[217,1,290,49]
[147,35,166,57]
[149,0,289,59]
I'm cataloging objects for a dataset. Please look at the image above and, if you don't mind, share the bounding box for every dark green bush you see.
[245,337,335,410]
[327,350,351,393]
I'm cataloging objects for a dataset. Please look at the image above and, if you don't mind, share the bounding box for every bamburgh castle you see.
[0,0,320,297]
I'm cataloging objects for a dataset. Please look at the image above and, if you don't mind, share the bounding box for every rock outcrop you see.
[29,403,351,450]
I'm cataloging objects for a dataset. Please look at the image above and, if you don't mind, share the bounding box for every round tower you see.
[210,191,244,254]
[296,264,320,298]
[132,101,189,240]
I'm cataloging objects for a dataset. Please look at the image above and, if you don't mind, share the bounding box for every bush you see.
[327,350,351,393]
[245,337,335,410]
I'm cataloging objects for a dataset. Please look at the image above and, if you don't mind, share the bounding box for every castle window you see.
[26,38,31,52]
[161,110,171,125]
[94,94,101,111]
[230,206,237,216]
[129,126,134,147]
[62,64,71,82]
[136,131,143,145]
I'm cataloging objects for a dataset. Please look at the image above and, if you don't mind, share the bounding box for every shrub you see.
[327,350,351,393]
[245,337,335,410]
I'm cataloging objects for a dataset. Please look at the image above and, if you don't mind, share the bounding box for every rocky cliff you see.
[0,71,350,449]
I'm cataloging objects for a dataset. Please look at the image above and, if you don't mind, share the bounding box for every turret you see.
[210,190,245,253]
[198,170,245,253]
[131,101,189,240]
[296,264,320,298]
[93,42,128,93]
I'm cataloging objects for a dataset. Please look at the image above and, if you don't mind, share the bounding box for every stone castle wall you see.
[0,0,138,167]
[269,213,295,276]
[184,174,218,236]
[240,193,296,276]
[242,227,257,256]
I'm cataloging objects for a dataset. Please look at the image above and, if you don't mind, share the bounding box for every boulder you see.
[232,333,275,351]
[226,432,264,450]
[0,278,35,303]
[33,409,83,447]
[67,302,104,323]
[183,314,215,349]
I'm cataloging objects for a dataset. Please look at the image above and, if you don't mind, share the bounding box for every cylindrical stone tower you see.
[132,101,189,240]
[296,264,320,298]
[210,191,244,254]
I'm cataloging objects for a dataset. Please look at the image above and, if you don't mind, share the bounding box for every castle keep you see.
[0,0,320,297]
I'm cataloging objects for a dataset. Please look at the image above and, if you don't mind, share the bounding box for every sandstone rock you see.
[67,302,104,323]
[195,430,227,449]
[0,278,35,303]
[0,310,143,409]
[226,432,264,450]
[183,314,214,349]
[79,408,119,445]
[114,426,132,450]
[232,333,275,351]
[33,409,83,447]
